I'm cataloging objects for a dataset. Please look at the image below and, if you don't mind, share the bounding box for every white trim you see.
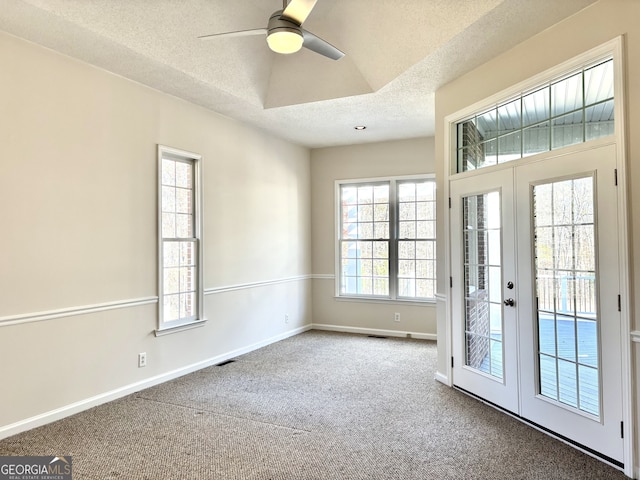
[155,318,207,337]
[441,92,454,393]
[435,292,451,385]
[0,297,158,328]
[630,331,640,343]
[204,274,312,295]
[435,371,450,386]
[0,324,311,440]
[450,137,616,181]
[610,36,634,479]
[312,274,335,280]
[334,182,342,296]
[335,173,435,184]
[158,145,203,162]
[0,276,314,328]
[318,276,437,306]
[312,323,436,341]
[333,296,435,307]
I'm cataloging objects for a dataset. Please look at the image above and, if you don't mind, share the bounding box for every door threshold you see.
[452,385,624,471]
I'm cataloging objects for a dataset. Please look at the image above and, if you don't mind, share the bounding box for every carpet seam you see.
[134,394,314,434]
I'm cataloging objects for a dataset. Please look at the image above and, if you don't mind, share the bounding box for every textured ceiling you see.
[0,0,597,148]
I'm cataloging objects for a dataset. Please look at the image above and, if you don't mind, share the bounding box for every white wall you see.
[0,31,312,433]
[310,138,436,338]
[434,0,640,470]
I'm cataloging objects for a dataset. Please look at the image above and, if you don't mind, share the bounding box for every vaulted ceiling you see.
[1,0,597,147]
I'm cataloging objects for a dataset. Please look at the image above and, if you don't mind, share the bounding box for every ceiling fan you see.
[198,0,344,60]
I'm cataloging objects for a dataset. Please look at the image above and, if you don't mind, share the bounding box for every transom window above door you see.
[456,58,614,173]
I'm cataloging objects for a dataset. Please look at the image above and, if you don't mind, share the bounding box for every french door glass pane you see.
[463,191,503,379]
[533,177,600,417]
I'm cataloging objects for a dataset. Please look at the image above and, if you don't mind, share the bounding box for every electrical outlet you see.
[285,314,289,324]
[138,352,147,368]
[394,312,401,322]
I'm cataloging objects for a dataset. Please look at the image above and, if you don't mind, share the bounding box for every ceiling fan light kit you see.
[266,13,304,54]
[199,0,344,61]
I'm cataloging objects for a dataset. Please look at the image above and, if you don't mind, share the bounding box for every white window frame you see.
[156,145,205,335]
[454,57,615,174]
[335,174,436,304]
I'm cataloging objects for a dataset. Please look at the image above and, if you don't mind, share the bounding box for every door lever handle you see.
[503,298,515,307]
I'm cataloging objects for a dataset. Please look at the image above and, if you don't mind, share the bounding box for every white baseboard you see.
[434,371,451,386]
[311,323,436,341]
[0,324,311,440]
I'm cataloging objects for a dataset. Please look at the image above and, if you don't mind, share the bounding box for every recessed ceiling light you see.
[354,126,366,130]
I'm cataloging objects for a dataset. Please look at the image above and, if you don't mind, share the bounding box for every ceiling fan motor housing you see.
[268,10,302,35]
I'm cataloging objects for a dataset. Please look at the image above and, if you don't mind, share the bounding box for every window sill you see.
[334,296,435,307]
[155,318,207,337]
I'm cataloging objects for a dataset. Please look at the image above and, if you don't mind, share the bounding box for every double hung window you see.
[337,176,436,301]
[158,146,204,331]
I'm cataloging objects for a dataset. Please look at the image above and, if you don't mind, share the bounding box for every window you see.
[337,176,436,301]
[456,58,614,173]
[158,145,204,332]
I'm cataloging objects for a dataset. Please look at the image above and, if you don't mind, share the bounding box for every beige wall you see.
[310,138,437,337]
[0,31,312,431]
[434,0,640,468]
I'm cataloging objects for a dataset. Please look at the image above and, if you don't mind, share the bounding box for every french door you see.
[451,144,624,465]
[451,168,519,412]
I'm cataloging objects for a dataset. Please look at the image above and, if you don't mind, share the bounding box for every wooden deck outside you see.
[478,313,599,416]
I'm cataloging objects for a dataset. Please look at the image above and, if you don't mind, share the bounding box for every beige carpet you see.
[0,331,627,479]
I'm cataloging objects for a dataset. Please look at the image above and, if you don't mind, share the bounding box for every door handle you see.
[504,298,515,307]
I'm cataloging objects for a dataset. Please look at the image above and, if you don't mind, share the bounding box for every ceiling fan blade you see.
[302,30,345,60]
[198,28,267,40]
[282,0,318,25]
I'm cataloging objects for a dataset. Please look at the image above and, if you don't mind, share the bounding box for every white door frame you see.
[439,37,633,476]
